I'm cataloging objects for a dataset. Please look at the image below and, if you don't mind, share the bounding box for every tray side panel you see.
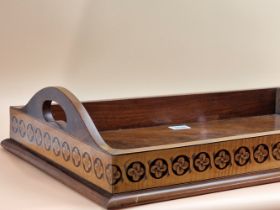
[111,133,280,193]
[10,108,114,193]
[3,138,280,209]
[11,108,280,194]
[53,88,276,131]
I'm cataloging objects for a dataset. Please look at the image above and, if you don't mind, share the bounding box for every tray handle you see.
[22,87,111,152]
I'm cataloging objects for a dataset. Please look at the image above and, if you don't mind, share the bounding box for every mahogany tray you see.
[2,87,280,209]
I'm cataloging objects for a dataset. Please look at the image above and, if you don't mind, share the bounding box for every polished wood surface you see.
[10,105,280,193]
[10,108,113,192]
[23,86,111,151]
[4,87,280,209]
[52,88,276,131]
[101,114,280,149]
[3,138,280,210]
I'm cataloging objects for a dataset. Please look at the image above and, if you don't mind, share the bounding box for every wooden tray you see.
[2,87,280,209]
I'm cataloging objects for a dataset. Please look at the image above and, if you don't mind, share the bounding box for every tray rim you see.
[11,107,280,155]
[9,86,280,155]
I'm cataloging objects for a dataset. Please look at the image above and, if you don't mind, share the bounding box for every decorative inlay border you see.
[10,115,110,191]
[10,114,280,193]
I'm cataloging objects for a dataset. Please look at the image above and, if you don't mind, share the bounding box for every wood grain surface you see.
[3,138,280,209]
[4,87,280,209]
[52,88,276,131]
[101,114,280,149]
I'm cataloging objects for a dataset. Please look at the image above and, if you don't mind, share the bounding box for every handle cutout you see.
[43,100,67,127]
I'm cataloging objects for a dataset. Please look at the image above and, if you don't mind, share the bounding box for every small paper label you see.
[168,125,191,130]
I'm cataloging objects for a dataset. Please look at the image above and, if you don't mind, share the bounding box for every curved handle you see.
[22,87,111,152]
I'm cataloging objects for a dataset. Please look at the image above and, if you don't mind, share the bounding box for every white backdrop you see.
[0,1,280,209]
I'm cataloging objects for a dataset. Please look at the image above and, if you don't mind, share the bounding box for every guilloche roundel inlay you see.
[194,152,210,172]
[72,146,81,167]
[62,142,70,161]
[19,120,26,138]
[172,155,190,176]
[126,161,146,182]
[234,147,250,166]
[106,164,122,185]
[11,116,18,134]
[43,132,52,151]
[94,158,104,179]
[150,159,168,179]
[214,150,231,169]
[272,142,280,160]
[52,137,61,156]
[35,128,42,146]
[254,144,269,163]
[27,124,34,142]
[82,152,92,173]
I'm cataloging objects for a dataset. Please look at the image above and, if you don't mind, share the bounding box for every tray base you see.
[2,138,280,209]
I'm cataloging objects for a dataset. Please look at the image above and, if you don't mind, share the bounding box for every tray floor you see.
[101,114,280,149]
